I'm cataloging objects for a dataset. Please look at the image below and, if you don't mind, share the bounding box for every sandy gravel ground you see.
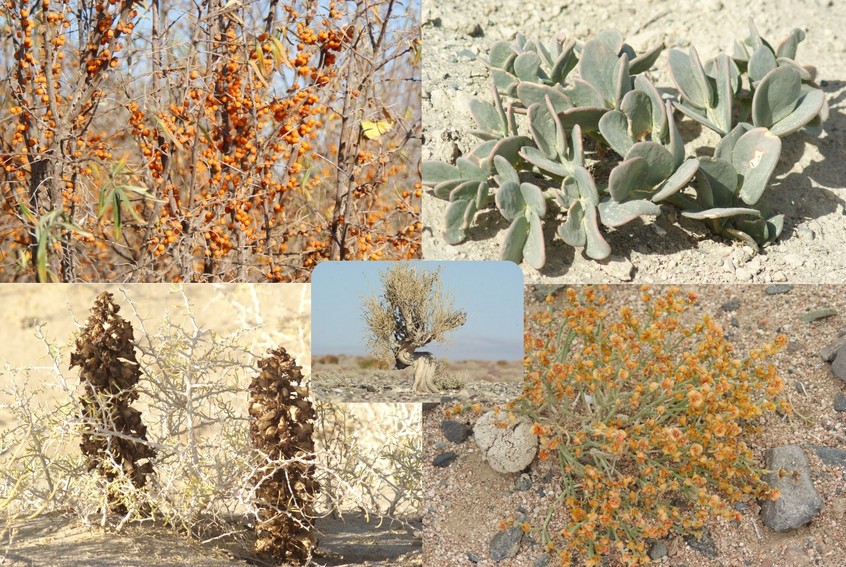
[421,0,846,284]
[312,356,523,403]
[423,284,846,566]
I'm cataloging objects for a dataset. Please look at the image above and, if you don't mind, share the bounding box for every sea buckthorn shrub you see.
[513,286,789,566]
[0,0,419,282]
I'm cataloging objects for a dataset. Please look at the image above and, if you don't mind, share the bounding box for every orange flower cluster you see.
[513,286,789,566]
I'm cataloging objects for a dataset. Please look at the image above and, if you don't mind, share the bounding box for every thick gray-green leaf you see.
[652,158,699,202]
[501,215,529,263]
[613,53,632,105]
[492,69,518,94]
[444,200,471,244]
[422,161,458,186]
[469,99,503,133]
[668,48,710,109]
[475,181,491,210]
[514,52,543,83]
[520,146,571,177]
[776,28,805,60]
[496,180,526,221]
[433,179,463,200]
[732,127,781,205]
[635,75,667,138]
[456,157,486,181]
[775,57,812,81]
[572,166,600,204]
[521,182,547,216]
[713,54,733,134]
[629,43,663,74]
[528,103,555,158]
[598,110,633,157]
[665,102,685,168]
[620,89,652,141]
[769,88,825,136]
[450,180,484,202]
[625,142,674,186]
[559,107,607,133]
[551,40,578,84]
[608,157,648,201]
[493,155,520,185]
[579,40,618,104]
[488,135,533,166]
[517,83,573,113]
[564,79,608,108]
[696,157,739,208]
[559,200,585,247]
[488,41,517,69]
[682,207,761,220]
[752,66,802,128]
[598,198,661,227]
[584,205,611,260]
[714,123,753,161]
[524,212,546,269]
[594,29,624,54]
[748,45,777,83]
[673,101,726,136]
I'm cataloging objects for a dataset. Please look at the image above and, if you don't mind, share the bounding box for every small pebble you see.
[766,284,793,295]
[442,420,472,444]
[834,393,846,412]
[433,451,458,468]
[489,527,523,562]
[721,299,742,312]
[515,473,532,491]
[649,541,668,560]
[799,308,837,323]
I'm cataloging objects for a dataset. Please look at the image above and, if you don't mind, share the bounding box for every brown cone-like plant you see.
[69,291,156,514]
[249,347,319,563]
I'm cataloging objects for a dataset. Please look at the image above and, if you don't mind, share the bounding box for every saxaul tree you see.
[0,0,420,282]
[363,264,467,393]
[248,347,319,563]
[69,291,156,514]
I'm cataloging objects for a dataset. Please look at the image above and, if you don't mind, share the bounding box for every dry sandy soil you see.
[421,0,846,284]
[423,284,846,566]
[311,355,523,403]
[0,286,422,566]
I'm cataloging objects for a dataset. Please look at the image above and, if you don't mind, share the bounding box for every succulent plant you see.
[249,347,319,564]
[70,291,157,515]
[423,22,828,270]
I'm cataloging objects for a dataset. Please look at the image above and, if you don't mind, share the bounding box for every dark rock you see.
[821,340,846,363]
[466,23,484,38]
[832,349,846,382]
[834,393,846,412]
[649,541,668,560]
[515,473,532,491]
[441,420,472,444]
[766,284,793,295]
[684,529,717,559]
[721,299,742,312]
[489,527,522,562]
[533,555,552,567]
[759,445,824,531]
[422,402,440,412]
[467,551,481,563]
[811,446,846,468]
[433,451,457,468]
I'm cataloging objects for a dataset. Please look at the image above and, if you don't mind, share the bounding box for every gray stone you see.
[765,284,793,295]
[648,541,668,560]
[599,255,634,281]
[441,420,472,444]
[759,445,824,532]
[834,393,846,412]
[515,473,532,491]
[467,551,481,563]
[721,299,742,312]
[820,339,846,363]
[466,23,484,37]
[489,527,522,562]
[811,445,846,468]
[533,555,552,567]
[433,451,457,468]
[799,308,837,323]
[832,348,846,382]
[474,411,538,474]
[684,529,717,558]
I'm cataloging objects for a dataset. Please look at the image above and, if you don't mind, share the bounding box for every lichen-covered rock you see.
[759,445,824,532]
[249,347,318,564]
[474,410,537,474]
[69,291,156,514]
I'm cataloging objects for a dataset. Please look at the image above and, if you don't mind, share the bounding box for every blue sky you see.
[311,261,524,361]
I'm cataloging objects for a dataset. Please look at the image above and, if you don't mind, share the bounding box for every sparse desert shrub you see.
[317,354,341,365]
[423,22,828,268]
[356,357,381,370]
[69,292,156,515]
[434,371,467,391]
[512,286,790,565]
[249,347,318,563]
[362,264,467,392]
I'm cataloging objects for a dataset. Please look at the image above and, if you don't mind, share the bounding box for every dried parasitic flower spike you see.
[69,291,156,514]
[249,347,319,563]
